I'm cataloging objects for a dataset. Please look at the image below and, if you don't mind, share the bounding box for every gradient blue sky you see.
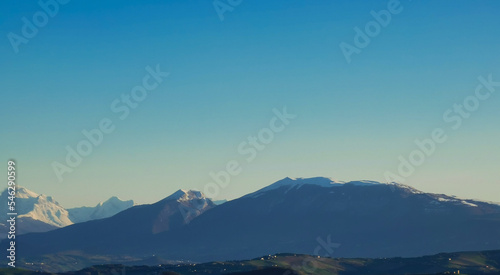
[1,0,500,207]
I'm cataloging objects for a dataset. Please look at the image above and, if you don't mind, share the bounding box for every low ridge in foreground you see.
[2,249,500,274]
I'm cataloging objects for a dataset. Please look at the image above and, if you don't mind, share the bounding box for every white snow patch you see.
[438,197,454,202]
[461,201,478,207]
[166,189,206,202]
[0,186,73,228]
[245,177,387,198]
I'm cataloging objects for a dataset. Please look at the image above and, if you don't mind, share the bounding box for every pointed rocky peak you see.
[9,186,39,199]
[165,189,206,202]
[0,186,74,228]
[99,196,134,207]
[106,196,122,202]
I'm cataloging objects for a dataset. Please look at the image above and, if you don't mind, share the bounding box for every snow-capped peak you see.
[97,196,134,207]
[166,189,206,202]
[0,186,73,228]
[261,177,338,192]
[391,182,424,194]
[246,177,385,198]
[67,196,135,223]
[15,186,40,199]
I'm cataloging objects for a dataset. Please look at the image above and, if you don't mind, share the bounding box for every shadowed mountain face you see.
[11,178,500,267]
[151,178,500,262]
[15,189,215,257]
[0,217,58,239]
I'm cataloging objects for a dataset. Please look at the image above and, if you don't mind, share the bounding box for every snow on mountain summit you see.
[15,186,40,199]
[166,189,206,202]
[0,186,72,228]
[246,177,499,212]
[68,196,135,223]
[246,177,384,198]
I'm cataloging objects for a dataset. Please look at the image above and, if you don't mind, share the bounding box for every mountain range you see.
[0,186,135,238]
[6,177,500,272]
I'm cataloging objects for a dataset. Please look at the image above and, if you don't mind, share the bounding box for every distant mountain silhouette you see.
[68,196,135,223]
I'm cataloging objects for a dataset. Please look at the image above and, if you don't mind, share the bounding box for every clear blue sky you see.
[1,0,500,207]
